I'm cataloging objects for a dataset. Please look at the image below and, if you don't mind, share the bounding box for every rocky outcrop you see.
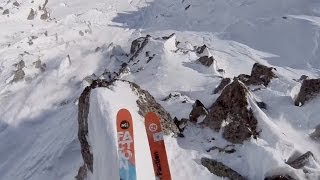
[77,79,179,177]
[264,175,296,180]
[129,35,151,61]
[27,8,36,20]
[189,100,208,122]
[129,82,180,135]
[3,9,9,15]
[294,78,320,106]
[286,151,314,169]
[198,56,214,67]
[310,124,320,141]
[201,157,246,180]
[75,164,88,180]
[238,63,276,86]
[11,60,25,83]
[203,79,259,144]
[213,78,231,94]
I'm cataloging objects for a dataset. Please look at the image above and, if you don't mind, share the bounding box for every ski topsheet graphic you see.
[145,112,172,180]
[117,109,136,180]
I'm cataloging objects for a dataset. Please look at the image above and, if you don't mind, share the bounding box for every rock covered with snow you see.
[294,78,320,106]
[238,63,277,86]
[203,79,259,144]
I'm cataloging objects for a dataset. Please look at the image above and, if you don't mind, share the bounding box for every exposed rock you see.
[129,82,180,135]
[189,100,208,123]
[238,63,276,86]
[78,79,179,174]
[198,56,214,67]
[264,175,296,180]
[0,7,3,10]
[286,151,314,169]
[196,44,207,54]
[129,35,150,60]
[310,124,320,141]
[162,33,175,40]
[294,78,320,106]
[173,117,188,134]
[27,8,36,20]
[203,79,259,144]
[3,9,9,15]
[33,60,46,72]
[75,164,88,180]
[13,1,20,6]
[15,60,25,69]
[79,31,84,36]
[213,78,231,94]
[201,157,246,180]
[40,9,49,20]
[256,101,267,109]
[12,69,25,82]
[206,144,236,154]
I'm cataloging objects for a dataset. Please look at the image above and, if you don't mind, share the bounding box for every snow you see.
[0,0,319,179]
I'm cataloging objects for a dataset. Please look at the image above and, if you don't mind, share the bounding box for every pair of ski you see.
[117,109,171,180]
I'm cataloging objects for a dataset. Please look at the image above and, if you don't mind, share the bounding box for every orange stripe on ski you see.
[145,112,172,180]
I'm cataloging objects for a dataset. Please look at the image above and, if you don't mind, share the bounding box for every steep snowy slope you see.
[0,0,319,179]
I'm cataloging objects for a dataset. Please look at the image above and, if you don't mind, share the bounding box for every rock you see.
[264,175,296,180]
[294,78,320,106]
[196,44,207,54]
[256,101,267,109]
[15,60,25,69]
[13,1,20,6]
[189,100,208,123]
[286,151,314,169]
[3,9,9,15]
[79,31,84,36]
[40,9,49,20]
[238,63,276,86]
[310,124,320,141]
[129,35,150,60]
[129,82,180,135]
[173,117,188,134]
[203,79,259,144]
[0,7,3,10]
[27,8,36,20]
[162,33,175,40]
[198,56,215,67]
[201,157,246,180]
[213,78,231,94]
[75,164,87,180]
[12,69,25,82]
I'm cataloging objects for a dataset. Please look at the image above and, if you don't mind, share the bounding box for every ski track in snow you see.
[0,0,319,179]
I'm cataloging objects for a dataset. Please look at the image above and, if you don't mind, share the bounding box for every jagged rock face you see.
[294,78,320,106]
[238,63,276,86]
[130,35,150,60]
[213,78,231,94]
[264,175,296,180]
[77,79,178,177]
[286,151,314,169]
[201,157,246,180]
[189,100,208,122]
[129,82,180,135]
[203,79,259,144]
[198,56,214,67]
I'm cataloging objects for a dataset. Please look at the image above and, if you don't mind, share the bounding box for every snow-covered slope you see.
[0,0,319,179]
